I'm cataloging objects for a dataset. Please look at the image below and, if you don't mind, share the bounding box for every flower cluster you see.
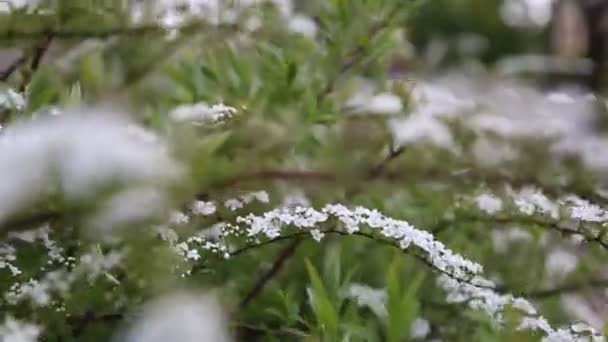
[169,102,237,125]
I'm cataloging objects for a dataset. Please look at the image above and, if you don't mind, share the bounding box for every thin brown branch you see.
[368,145,405,179]
[515,279,608,299]
[239,238,303,308]
[0,55,26,81]
[0,21,237,41]
[433,213,608,250]
[18,33,53,92]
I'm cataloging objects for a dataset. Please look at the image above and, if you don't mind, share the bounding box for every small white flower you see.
[545,249,578,279]
[224,199,243,211]
[0,88,25,111]
[0,316,41,342]
[310,229,325,242]
[169,102,236,125]
[186,249,200,261]
[366,93,403,114]
[475,193,503,215]
[410,317,431,339]
[287,14,317,38]
[170,211,190,225]
[121,292,231,342]
[347,283,387,317]
[191,201,217,216]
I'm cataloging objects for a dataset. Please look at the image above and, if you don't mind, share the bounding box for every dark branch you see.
[0,22,238,41]
[239,238,303,308]
[18,32,53,92]
[517,279,608,299]
[0,55,26,81]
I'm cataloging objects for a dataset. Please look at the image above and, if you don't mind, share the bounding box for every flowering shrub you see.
[0,0,607,341]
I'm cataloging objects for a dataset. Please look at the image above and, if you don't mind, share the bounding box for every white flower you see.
[475,193,503,215]
[366,93,403,114]
[410,317,431,339]
[170,211,190,225]
[509,187,559,219]
[310,229,324,242]
[224,199,243,211]
[0,110,180,230]
[120,292,231,342]
[287,14,317,38]
[170,102,236,125]
[0,316,40,342]
[347,283,387,317]
[191,201,217,216]
[389,115,454,149]
[561,195,608,223]
[0,88,25,111]
[545,249,578,279]
[186,249,200,261]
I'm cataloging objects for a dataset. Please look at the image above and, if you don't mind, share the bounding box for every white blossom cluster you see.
[438,275,604,342]
[0,110,180,233]
[0,244,20,276]
[473,186,608,227]
[0,0,38,13]
[157,192,269,267]
[150,0,316,40]
[0,315,40,342]
[347,283,387,317]
[223,203,603,341]
[386,75,608,175]
[169,102,237,125]
[475,193,503,215]
[236,204,483,278]
[223,190,269,211]
[4,243,123,308]
[0,88,25,112]
[120,291,231,342]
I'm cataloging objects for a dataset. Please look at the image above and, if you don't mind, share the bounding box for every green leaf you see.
[305,258,339,340]
[386,256,424,342]
[27,71,61,112]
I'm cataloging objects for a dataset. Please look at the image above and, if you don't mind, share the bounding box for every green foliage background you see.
[0,0,606,341]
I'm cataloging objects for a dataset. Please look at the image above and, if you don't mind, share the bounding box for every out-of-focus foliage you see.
[0,0,607,341]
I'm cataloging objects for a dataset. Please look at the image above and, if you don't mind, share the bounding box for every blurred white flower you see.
[310,228,324,242]
[0,109,180,228]
[118,291,231,342]
[347,283,387,317]
[287,14,317,38]
[410,317,430,339]
[170,102,236,125]
[0,316,40,342]
[0,88,25,111]
[475,193,503,215]
[366,93,403,114]
[88,187,168,234]
[545,249,578,280]
[190,200,217,216]
[169,211,190,225]
[389,115,454,149]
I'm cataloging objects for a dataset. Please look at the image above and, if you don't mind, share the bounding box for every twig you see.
[0,55,26,81]
[433,214,608,250]
[239,238,303,308]
[18,33,53,92]
[0,21,237,41]
[368,145,405,179]
[517,279,608,299]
